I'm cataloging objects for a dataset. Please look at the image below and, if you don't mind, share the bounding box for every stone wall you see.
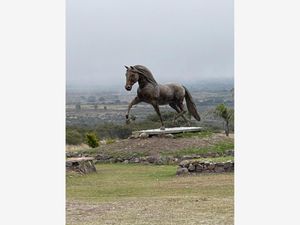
[66,149,234,165]
[176,160,234,175]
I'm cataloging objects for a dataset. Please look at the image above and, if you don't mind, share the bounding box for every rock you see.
[224,161,233,169]
[139,132,149,139]
[225,150,234,156]
[195,164,203,172]
[207,163,215,170]
[66,157,96,174]
[224,161,234,172]
[133,158,140,163]
[116,157,123,162]
[123,160,129,164]
[164,134,174,138]
[146,155,160,164]
[176,167,189,176]
[95,154,111,161]
[179,160,190,168]
[214,166,225,173]
[188,163,195,172]
[109,158,116,163]
[128,133,139,139]
[139,157,147,163]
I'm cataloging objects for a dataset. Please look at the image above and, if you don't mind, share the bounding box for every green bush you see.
[86,132,99,148]
[66,129,83,145]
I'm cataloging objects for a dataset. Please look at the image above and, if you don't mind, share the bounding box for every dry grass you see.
[66,144,90,152]
[66,164,234,225]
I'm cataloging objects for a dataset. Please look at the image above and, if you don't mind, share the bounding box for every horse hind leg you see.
[176,102,191,126]
[169,103,181,124]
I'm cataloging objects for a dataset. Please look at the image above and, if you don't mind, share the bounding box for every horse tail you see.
[183,86,201,121]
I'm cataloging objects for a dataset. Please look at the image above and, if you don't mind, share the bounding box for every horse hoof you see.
[160,126,165,130]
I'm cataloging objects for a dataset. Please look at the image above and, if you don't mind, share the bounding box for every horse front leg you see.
[126,96,141,124]
[152,103,165,130]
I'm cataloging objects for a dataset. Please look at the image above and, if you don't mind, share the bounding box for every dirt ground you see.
[92,133,233,156]
[67,196,233,225]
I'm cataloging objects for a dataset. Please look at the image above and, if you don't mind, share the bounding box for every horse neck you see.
[138,75,157,89]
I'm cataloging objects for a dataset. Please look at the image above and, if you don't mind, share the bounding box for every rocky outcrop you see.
[66,157,96,174]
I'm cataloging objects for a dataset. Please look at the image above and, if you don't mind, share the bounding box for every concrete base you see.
[133,127,203,136]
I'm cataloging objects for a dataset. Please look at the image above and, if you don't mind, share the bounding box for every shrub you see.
[86,132,99,148]
[66,129,83,145]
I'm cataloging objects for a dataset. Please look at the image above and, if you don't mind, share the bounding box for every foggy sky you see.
[66,0,233,87]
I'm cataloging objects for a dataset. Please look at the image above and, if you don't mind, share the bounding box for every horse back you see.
[157,83,185,104]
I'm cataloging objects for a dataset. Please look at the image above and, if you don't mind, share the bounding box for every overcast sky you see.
[66,0,233,87]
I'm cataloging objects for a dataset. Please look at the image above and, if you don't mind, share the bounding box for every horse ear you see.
[124,65,129,70]
[130,66,134,70]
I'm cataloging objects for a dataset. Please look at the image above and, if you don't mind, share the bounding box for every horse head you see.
[124,65,139,91]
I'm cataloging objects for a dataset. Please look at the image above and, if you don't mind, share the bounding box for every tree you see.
[85,132,99,148]
[214,103,234,136]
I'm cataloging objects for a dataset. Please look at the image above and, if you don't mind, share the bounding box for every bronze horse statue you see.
[124,65,200,130]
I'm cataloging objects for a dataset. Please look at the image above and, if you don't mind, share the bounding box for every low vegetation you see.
[166,140,234,158]
[85,132,99,148]
[173,130,213,138]
[66,111,206,145]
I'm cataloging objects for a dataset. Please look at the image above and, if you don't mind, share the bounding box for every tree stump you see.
[66,157,96,174]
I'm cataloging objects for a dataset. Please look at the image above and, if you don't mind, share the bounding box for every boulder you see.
[207,163,215,170]
[214,166,225,173]
[195,164,203,172]
[146,155,161,164]
[139,132,149,139]
[176,167,189,176]
[179,160,190,168]
[188,164,196,172]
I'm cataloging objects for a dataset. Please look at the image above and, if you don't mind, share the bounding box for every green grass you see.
[66,164,233,201]
[67,164,175,201]
[163,140,234,158]
[191,156,234,163]
[105,138,116,144]
[66,164,234,225]
[173,130,213,138]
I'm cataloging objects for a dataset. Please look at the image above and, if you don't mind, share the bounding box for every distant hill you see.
[67,78,234,93]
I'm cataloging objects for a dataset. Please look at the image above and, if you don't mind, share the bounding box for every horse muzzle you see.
[125,85,132,91]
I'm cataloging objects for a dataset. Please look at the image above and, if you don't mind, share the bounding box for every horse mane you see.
[133,65,158,86]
